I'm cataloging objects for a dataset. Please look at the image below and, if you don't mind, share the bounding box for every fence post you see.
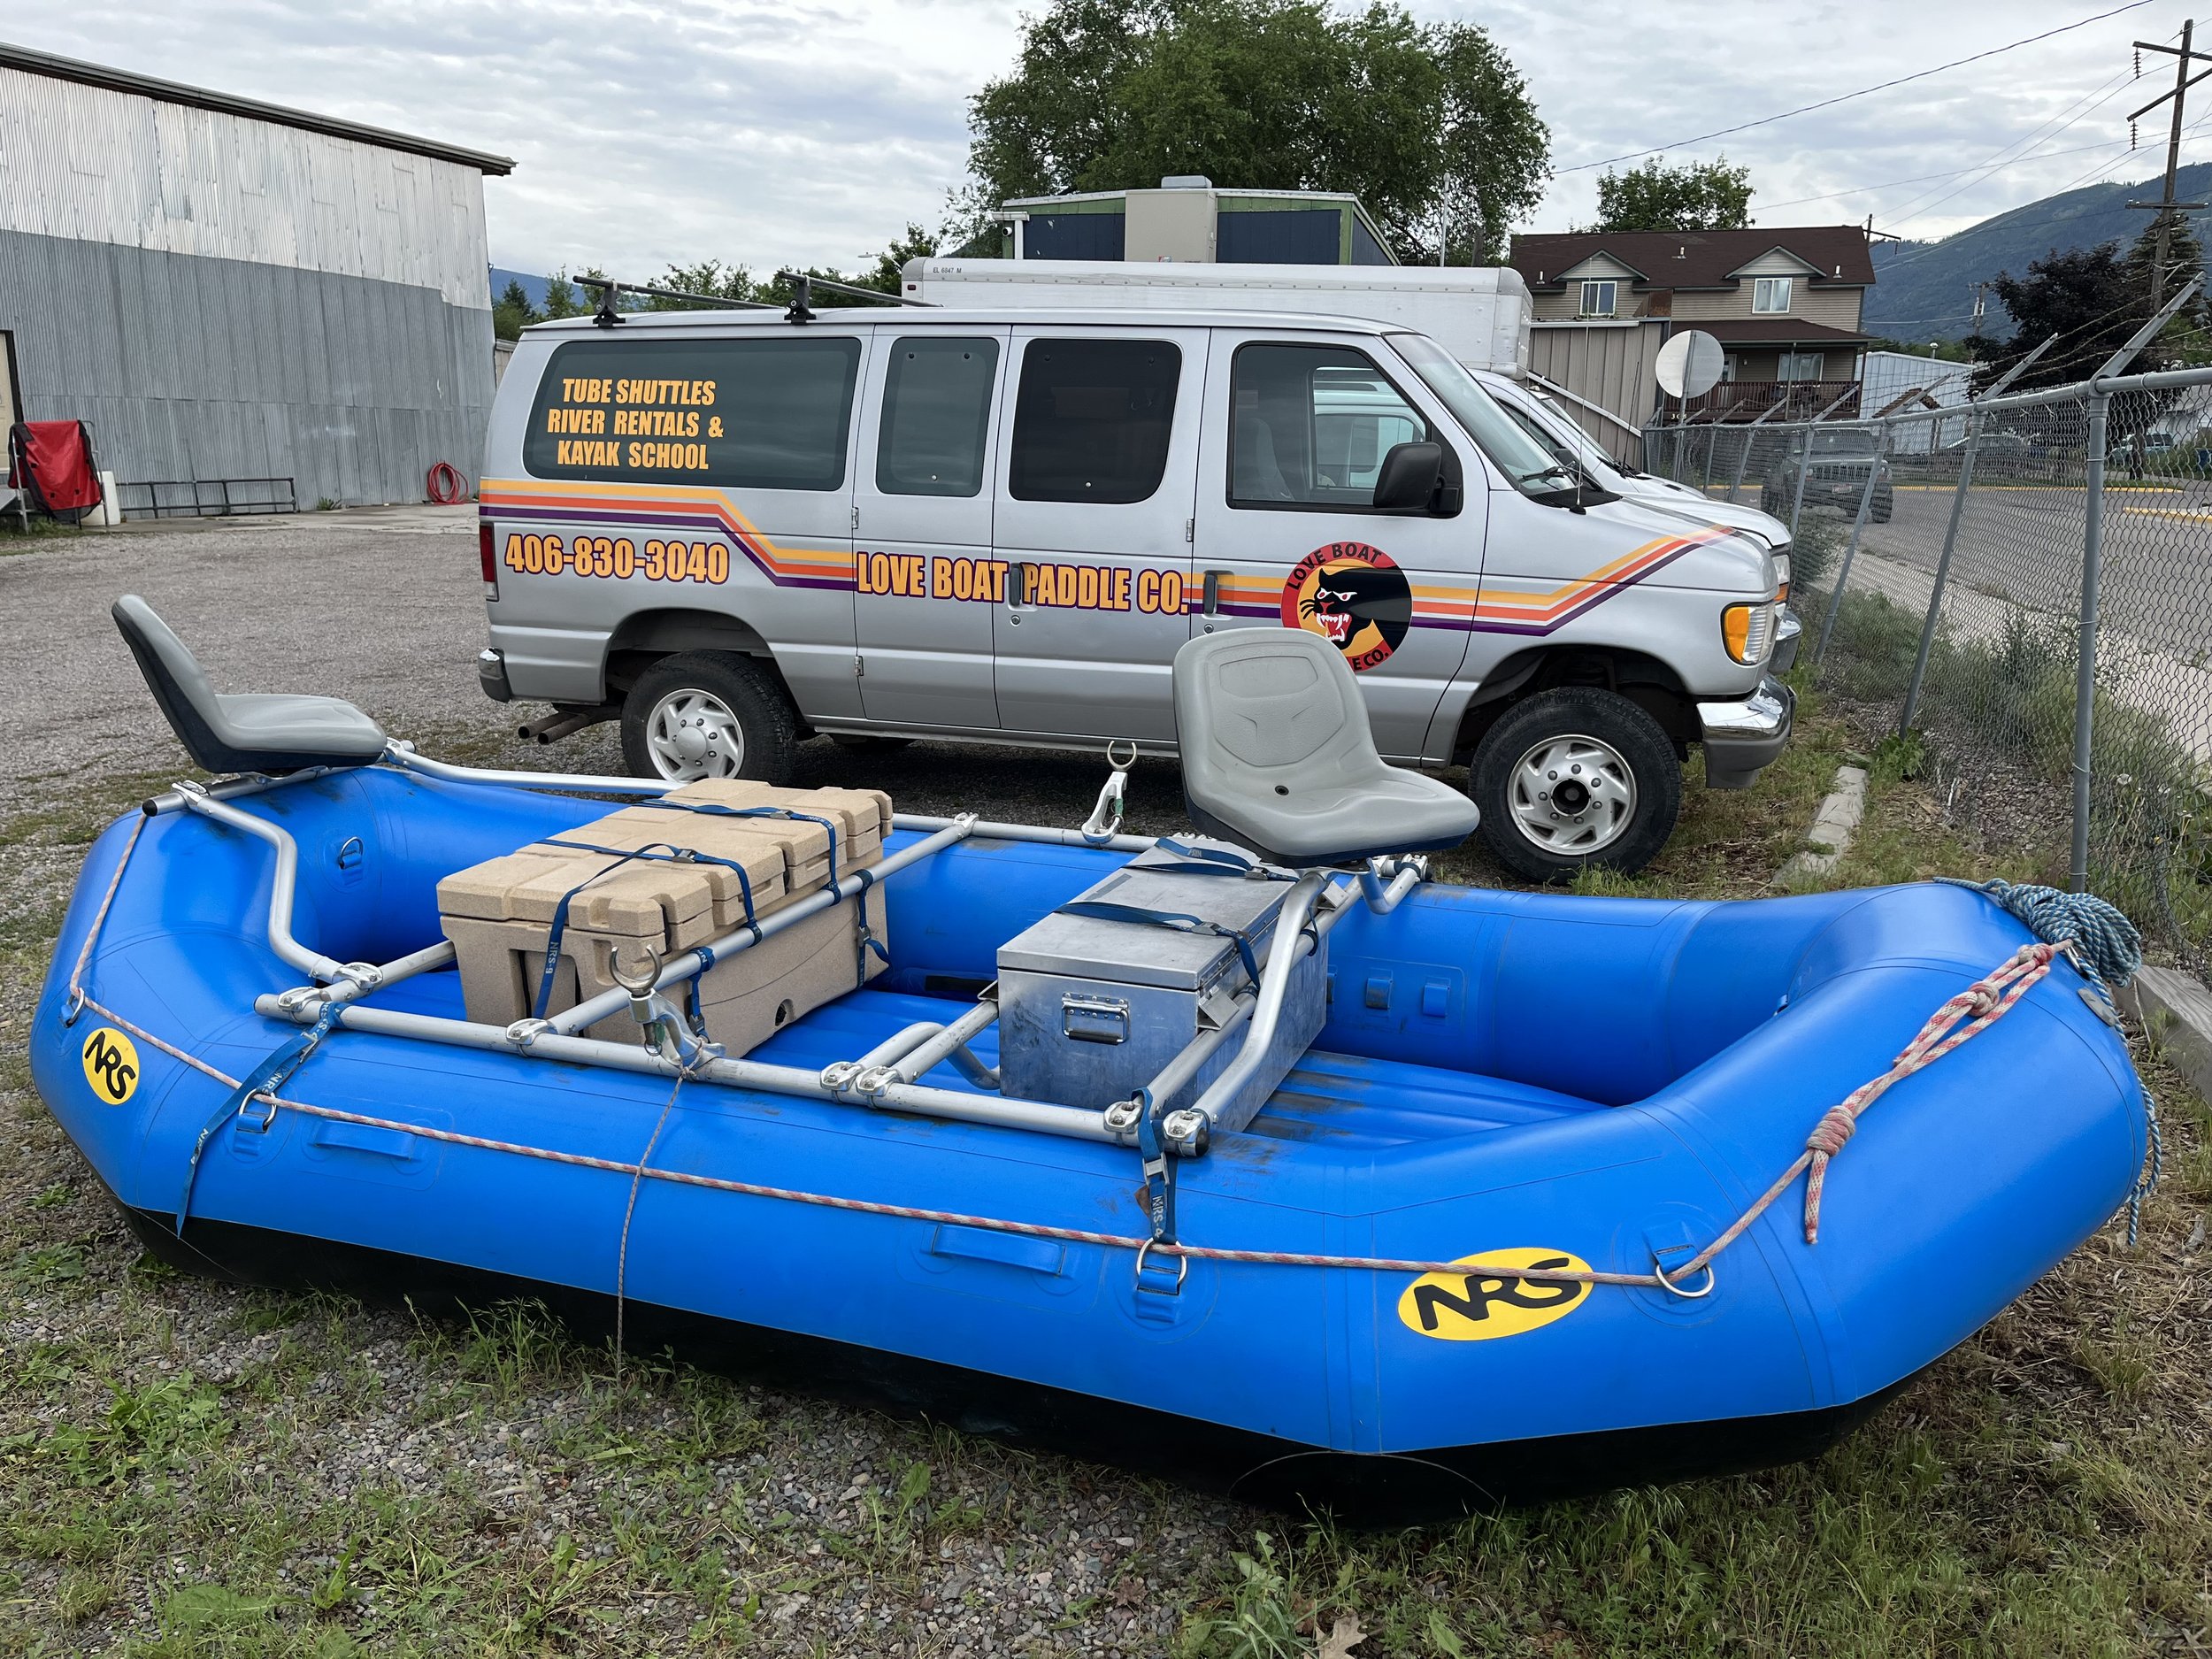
[2071,389,2110,893]
[1899,410,1978,733]
[1815,433,1885,665]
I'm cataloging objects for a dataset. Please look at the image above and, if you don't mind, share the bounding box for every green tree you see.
[492,278,540,342]
[1587,157,1753,232]
[851,223,940,295]
[647,260,770,309]
[1980,218,2210,389]
[962,0,1548,263]
[541,270,583,319]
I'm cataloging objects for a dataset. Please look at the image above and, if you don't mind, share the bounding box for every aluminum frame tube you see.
[381,744,680,796]
[895,814,1156,855]
[1899,411,1981,733]
[885,1000,1001,1087]
[178,788,351,982]
[1184,874,1333,1132]
[2072,390,2109,892]
[549,817,977,1035]
[252,995,1128,1146]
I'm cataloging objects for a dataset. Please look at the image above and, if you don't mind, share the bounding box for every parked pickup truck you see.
[478,304,1792,879]
[1761,427,1893,523]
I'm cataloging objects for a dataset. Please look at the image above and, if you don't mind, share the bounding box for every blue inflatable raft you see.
[31,603,2150,1521]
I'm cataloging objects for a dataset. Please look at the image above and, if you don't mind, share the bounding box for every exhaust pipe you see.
[517,705,618,745]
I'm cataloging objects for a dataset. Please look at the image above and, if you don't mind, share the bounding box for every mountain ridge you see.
[1863,161,2212,342]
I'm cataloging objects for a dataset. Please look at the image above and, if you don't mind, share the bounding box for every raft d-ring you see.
[60,987,86,1026]
[1133,1237,1189,1293]
[236,1092,279,1135]
[1651,1250,1717,1300]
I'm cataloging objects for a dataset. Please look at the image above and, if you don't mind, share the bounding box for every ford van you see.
[477,306,1791,879]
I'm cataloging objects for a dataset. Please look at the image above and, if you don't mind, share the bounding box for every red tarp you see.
[8,421,102,514]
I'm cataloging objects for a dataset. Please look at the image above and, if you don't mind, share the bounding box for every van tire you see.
[1470,687,1680,882]
[621,651,798,785]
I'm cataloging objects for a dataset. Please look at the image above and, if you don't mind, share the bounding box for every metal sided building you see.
[0,41,512,513]
[994,179,1397,266]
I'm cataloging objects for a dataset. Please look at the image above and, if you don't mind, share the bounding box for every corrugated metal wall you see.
[0,66,494,507]
[1529,321,1665,464]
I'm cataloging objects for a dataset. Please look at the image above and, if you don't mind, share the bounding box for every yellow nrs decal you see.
[1396,1248,1593,1341]
[80,1025,142,1105]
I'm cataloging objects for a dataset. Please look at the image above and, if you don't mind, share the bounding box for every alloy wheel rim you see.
[1506,732,1637,856]
[644,688,745,780]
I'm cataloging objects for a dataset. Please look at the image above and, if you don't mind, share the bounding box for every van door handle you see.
[1202,569,1228,616]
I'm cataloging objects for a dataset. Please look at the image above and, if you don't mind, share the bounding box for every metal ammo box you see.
[995,848,1328,1130]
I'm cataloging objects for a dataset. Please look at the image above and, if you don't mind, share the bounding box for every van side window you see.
[524,335,860,491]
[878,337,999,497]
[1230,343,1429,510]
[1008,340,1180,504]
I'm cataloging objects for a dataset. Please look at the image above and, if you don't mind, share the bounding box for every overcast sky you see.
[8,1,2197,278]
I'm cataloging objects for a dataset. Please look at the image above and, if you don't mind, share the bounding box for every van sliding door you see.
[852,330,1010,730]
[988,331,1205,744]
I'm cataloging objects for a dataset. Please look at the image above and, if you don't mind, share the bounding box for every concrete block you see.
[1776,764,1868,887]
[2117,964,2212,1106]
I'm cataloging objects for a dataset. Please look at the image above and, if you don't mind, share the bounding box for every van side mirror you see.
[1373,441,1443,512]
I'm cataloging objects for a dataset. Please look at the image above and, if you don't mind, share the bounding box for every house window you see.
[1753,276,1793,314]
[1778,351,1825,382]
[1578,280,1617,318]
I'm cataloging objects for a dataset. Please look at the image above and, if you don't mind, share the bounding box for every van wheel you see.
[621,651,798,784]
[1471,688,1680,881]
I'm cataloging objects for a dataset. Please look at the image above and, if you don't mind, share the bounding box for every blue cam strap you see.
[529,839,766,1022]
[1056,899,1263,990]
[633,800,842,893]
[1149,838,1294,882]
[177,1001,340,1236]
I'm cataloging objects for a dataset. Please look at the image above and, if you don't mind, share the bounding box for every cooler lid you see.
[995,863,1296,991]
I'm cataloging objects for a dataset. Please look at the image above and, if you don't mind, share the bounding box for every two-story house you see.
[1506,226,1878,445]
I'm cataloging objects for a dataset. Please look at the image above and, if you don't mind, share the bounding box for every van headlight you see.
[1771,551,1792,604]
[1723,602,1775,664]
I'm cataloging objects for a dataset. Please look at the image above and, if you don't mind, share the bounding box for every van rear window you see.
[525,335,860,491]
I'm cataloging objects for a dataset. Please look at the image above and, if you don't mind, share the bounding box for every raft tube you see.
[32,766,2145,1523]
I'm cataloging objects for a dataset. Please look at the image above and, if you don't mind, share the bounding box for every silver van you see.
[477,306,1791,878]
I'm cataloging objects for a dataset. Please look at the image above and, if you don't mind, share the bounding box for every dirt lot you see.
[0,512,2206,1657]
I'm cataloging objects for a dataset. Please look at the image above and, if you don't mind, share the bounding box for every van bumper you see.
[1697,675,1793,790]
[477,648,513,704]
[1770,608,1803,673]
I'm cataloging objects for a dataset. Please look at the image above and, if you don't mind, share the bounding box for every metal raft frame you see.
[153,745,1425,1157]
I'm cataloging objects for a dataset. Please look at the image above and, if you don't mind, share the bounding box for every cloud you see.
[4,0,2185,281]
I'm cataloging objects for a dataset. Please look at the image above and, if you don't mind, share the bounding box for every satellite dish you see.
[1655,330,1725,399]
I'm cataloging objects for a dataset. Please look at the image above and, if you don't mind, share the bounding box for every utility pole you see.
[2128,19,2212,304]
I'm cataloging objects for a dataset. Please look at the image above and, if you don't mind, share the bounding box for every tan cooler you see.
[436,785,892,1055]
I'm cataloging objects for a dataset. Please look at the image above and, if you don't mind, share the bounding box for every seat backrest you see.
[1233,415,1294,502]
[1173,629,1379,833]
[111,595,235,774]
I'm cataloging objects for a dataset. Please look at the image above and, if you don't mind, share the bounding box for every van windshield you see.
[1388,334,1577,498]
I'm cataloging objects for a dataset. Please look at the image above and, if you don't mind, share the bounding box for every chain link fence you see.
[1645,365,2212,968]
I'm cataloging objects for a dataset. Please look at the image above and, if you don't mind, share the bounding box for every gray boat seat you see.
[112,594,388,775]
[1171,629,1480,866]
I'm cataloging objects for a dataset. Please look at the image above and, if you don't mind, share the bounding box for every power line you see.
[1755,139,2133,213]
[1555,1,2156,175]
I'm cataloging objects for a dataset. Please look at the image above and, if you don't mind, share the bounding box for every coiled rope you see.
[58,818,2155,1293]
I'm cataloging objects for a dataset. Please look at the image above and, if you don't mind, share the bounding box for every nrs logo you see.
[80,1026,141,1105]
[1396,1247,1593,1341]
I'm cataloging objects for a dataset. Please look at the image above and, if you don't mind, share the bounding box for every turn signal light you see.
[479,521,499,601]
[1722,603,1774,664]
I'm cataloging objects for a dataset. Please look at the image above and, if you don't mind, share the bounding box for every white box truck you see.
[902,258,1532,380]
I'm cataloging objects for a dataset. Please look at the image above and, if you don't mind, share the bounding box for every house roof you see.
[0,39,515,175]
[1509,227,1875,291]
[1691,319,1872,347]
